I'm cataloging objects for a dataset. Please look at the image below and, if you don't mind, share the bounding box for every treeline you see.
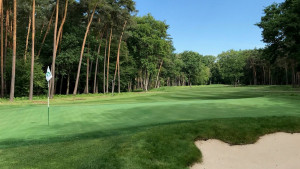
[0,0,299,101]
[178,49,300,87]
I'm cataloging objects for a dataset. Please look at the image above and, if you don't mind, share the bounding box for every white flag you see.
[46,66,52,82]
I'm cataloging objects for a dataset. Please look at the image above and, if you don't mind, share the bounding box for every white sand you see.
[191,132,300,169]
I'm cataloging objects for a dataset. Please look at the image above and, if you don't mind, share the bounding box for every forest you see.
[0,0,299,101]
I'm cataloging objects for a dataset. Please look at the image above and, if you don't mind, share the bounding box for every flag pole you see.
[46,66,52,126]
[48,81,49,126]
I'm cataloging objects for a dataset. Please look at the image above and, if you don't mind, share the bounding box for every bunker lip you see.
[191,132,300,169]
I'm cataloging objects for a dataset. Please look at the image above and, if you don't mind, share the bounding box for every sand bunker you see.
[191,132,300,169]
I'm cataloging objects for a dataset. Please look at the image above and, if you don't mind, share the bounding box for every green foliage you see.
[179,51,211,85]
[218,50,247,85]
[257,0,300,62]
[9,60,47,97]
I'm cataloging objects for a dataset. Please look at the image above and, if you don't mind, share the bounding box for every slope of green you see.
[0,85,300,168]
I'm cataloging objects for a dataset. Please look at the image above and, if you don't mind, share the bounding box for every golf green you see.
[0,85,300,168]
[1,85,300,142]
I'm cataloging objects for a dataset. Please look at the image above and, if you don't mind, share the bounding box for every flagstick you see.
[46,66,52,126]
[48,81,50,126]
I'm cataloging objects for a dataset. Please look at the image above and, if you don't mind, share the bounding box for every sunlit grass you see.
[0,85,300,168]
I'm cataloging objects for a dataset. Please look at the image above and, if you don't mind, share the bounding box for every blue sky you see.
[134,0,285,56]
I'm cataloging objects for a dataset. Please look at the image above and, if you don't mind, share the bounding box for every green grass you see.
[0,85,300,168]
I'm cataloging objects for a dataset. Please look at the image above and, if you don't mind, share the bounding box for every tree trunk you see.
[29,0,35,100]
[297,72,300,87]
[137,77,139,89]
[40,22,45,35]
[51,0,68,98]
[37,8,55,58]
[262,66,265,85]
[291,62,296,87]
[285,64,288,85]
[269,67,271,85]
[84,46,89,94]
[66,73,70,95]
[89,60,93,77]
[9,0,17,101]
[93,58,98,94]
[50,0,59,98]
[253,66,257,85]
[118,21,127,93]
[94,32,103,94]
[155,60,163,88]
[112,61,117,95]
[0,0,3,97]
[55,0,68,49]
[73,5,96,95]
[106,28,112,93]
[59,75,63,95]
[3,9,8,95]
[103,32,108,93]
[24,16,31,62]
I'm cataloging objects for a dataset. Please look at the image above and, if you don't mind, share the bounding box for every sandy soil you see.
[191,132,300,169]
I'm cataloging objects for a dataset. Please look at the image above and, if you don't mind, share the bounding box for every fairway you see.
[1,85,300,168]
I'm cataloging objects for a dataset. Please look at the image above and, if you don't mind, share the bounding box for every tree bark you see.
[24,16,31,62]
[29,0,35,100]
[291,62,296,87]
[262,65,265,85]
[103,32,108,93]
[155,60,163,88]
[40,22,45,35]
[112,61,117,95]
[0,0,3,97]
[285,63,288,85]
[59,75,63,94]
[3,9,8,95]
[73,5,96,95]
[269,67,271,85]
[117,21,127,93]
[9,0,17,101]
[106,28,112,93]
[50,0,59,98]
[84,46,89,94]
[66,73,70,95]
[297,72,300,86]
[94,31,103,94]
[51,0,68,98]
[93,58,98,94]
[253,66,257,85]
[55,0,68,49]
[37,8,55,58]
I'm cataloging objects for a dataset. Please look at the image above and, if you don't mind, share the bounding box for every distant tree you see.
[180,51,205,86]
[218,50,246,86]
[51,0,69,98]
[127,14,171,91]
[202,55,216,84]
[29,0,35,100]
[0,0,3,97]
[73,2,97,95]
[9,0,17,101]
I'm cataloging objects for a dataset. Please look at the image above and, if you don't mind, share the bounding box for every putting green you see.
[1,85,299,142]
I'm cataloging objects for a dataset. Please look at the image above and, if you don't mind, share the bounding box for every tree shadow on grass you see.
[0,120,195,149]
[161,90,264,101]
[1,116,300,150]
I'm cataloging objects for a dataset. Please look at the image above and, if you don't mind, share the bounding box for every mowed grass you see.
[0,85,300,168]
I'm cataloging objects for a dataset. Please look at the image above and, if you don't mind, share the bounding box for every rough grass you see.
[0,85,300,168]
